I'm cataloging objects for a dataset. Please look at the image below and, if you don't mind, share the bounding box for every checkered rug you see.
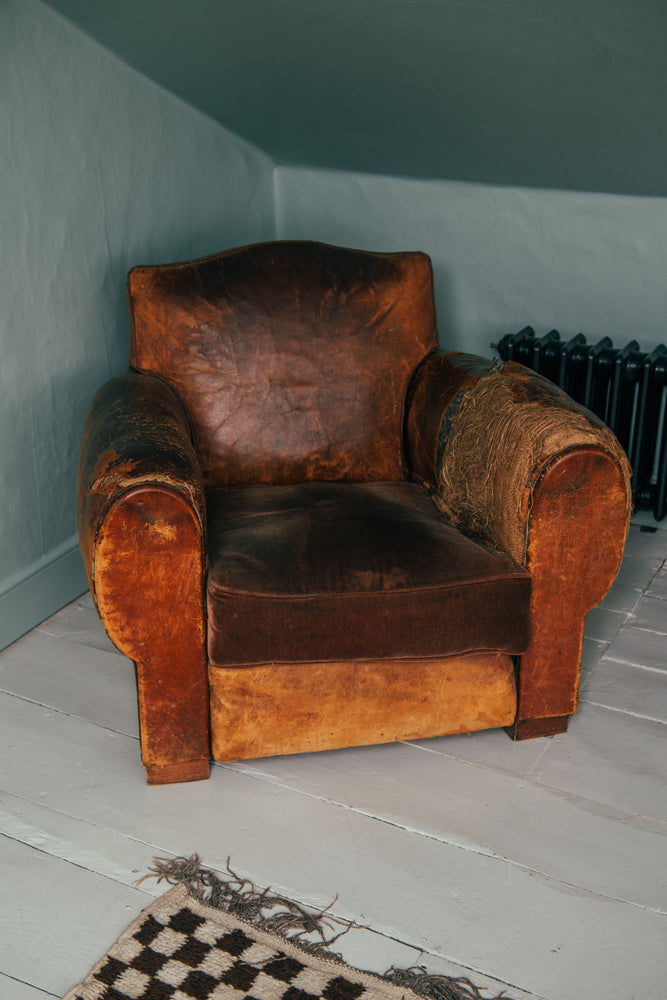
[62,857,509,1000]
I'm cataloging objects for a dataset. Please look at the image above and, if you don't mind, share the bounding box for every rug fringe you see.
[141,855,514,1000]
[384,966,511,1000]
[142,854,352,955]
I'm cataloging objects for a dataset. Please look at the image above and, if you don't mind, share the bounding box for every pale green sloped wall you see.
[275,166,667,358]
[0,0,276,648]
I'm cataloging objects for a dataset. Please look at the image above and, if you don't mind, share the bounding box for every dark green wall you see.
[44,0,667,196]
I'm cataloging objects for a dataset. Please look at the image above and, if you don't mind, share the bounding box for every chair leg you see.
[507,715,570,740]
[134,653,211,784]
[145,759,210,784]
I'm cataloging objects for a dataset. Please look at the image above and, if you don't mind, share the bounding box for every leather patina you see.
[127,241,438,487]
[406,351,632,736]
[78,369,210,783]
[77,241,633,781]
[209,653,518,763]
[78,369,204,600]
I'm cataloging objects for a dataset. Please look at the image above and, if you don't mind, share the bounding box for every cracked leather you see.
[77,368,205,595]
[126,241,438,487]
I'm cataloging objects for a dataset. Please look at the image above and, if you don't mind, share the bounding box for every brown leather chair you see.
[78,241,631,784]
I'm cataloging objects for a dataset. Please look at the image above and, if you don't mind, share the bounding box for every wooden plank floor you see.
[1,523,665,1000]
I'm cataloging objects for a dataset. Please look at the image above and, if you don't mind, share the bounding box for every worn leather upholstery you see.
[406,350,632,736]
[77,369,204,598]
[77,240,632,783]
[128,241,437,486]
[206,482,531,667]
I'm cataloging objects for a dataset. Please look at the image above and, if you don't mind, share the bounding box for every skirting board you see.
[0,539,88,651]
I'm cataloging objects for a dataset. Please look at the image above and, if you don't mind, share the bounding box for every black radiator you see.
[493,327,667,521]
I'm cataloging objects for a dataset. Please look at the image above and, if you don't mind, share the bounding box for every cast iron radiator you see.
[493,327,667,521]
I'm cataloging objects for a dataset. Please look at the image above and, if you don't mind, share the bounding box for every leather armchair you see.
[78,241,631,783]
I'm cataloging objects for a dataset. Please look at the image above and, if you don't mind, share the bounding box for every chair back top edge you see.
[127,240,439,488]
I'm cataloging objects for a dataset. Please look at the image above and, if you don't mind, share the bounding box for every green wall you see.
[0,0,276,648]
[276,166,667,358]
[42,0,667,199]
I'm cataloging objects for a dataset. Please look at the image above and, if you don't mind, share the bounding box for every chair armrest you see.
[78,369,205,593]
[77,370,209,779]
[406,350,632,733]
[406,350,631,564]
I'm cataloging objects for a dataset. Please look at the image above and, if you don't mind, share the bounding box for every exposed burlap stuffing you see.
[433,362,632,564]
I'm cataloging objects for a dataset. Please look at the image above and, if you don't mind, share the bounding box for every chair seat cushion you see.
[206,482,531,667]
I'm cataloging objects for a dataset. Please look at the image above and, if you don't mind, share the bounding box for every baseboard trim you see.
[0,539,88,650]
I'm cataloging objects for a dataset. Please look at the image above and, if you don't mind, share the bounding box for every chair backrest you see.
[128,241,438,487]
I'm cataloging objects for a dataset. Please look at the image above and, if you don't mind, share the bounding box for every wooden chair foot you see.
[145,758,210,785]
[506,715,570,741]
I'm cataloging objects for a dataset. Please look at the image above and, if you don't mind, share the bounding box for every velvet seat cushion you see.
[206,482,531,667]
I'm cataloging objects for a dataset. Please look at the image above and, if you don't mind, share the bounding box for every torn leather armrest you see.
[406,350,632,735]
[406,349,631,561]
[77,369,210,780]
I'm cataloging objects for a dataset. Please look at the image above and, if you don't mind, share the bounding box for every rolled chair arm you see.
[406,350,632,737]
[78,369,205,587]
[78,369,210,782]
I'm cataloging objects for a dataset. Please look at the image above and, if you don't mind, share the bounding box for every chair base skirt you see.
[209,653,517,763]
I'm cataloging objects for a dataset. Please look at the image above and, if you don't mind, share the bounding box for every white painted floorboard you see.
[0,973,55,1000]
[1,523,665,1000]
